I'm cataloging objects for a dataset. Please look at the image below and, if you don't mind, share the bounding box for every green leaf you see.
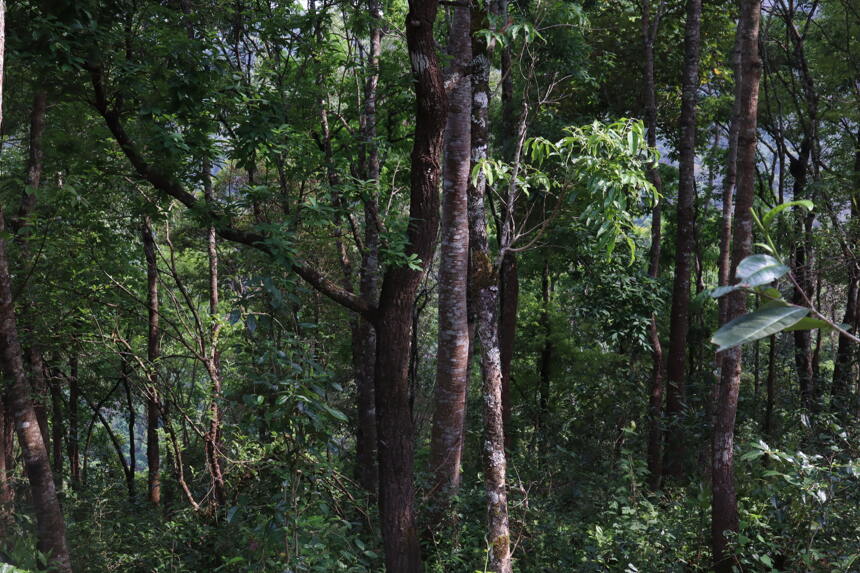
[711,306,809,351]
[762,200,814,227]
[736,254,789,286]
[710,285,738,298]
[782,317,833,332]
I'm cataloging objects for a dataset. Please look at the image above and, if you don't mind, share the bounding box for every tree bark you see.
[142,217,162,505]
[712,1,761,569]
[642,0,665,489]
[49,368,65,491]
[428,0,471,522]
[663,0,702,481]
[203,165,227,507]
[67,355,80,488]
[353,0,383,497]
[370,1,447,569]
[468,11,512,567]
[0,209,72,572]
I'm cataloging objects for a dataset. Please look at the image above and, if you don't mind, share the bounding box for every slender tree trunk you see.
[67,355,80,488]
[371,2,447,569]
[468,14,511,567]
[663,0,702,481]
[203,165,227,507]
[0,209,72,572]
[497,0,517,444]
[50,369,64,491]
[764,335,776,439]
[536,259,553,453]
[121,360,135,497]
[142,217,162,505]
[428,1,471,522]
[712,1,761,569]
[642,0,665,489]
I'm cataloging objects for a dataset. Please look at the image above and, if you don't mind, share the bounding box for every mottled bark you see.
[468,14,511,567]
[712,1,761,569]
[0,209,72,572]
[428,1,471,521]
[663,0,702,481]
[143,217,161,505]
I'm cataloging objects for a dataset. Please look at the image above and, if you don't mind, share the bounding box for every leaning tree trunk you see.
[469,6,512,569]
[712,1,761,570]
[663,0,702,481]
[428,0,471,524]
[142,217,162,505]
[0,209,72,573]
[371,0,447,569]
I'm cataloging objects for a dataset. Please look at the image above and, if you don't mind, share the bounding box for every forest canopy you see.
[0,0,859,571]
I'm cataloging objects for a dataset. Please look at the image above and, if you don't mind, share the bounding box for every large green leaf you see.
[782,317,833,332]
[711,306,809,351]
[735,254,789,287]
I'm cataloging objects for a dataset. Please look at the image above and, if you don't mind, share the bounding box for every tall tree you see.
[142,216,161,505]
[428,0,471,523]
[663,0,703,480]
[712,0,762,569]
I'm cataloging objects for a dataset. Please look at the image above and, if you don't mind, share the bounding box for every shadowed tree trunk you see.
[203,165,227,507]
[642,0,666,489]
[353,0,383,497]
[67,354,80,488]
[142,217,162,505]
[663,0,702,481]
[428,0,471,523]
[712,1,761,569]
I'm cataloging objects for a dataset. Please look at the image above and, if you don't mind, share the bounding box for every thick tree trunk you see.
[642,0,665,489]
[370,1,447,569]
[142,217,162,505]
[0,209,72,573]
[428,1,471,521]
[468,15,512,567]
[663,0,702,481]
[712,1,761,569]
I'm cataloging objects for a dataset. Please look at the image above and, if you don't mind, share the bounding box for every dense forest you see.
[0,0,858,570]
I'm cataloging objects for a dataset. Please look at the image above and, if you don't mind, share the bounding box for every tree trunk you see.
[468,13,512,567]
[428,0,471,522]
[642,0,665,489]
[764,335,776,439]
[203,165,227,507]
[142,217,162,505]
[536,259,553,454]
[712,1,761,569]
[50,369,65,491]
[121,360,135,497]
[67,355,80,488]
[353,0,383,497]
[371,1,447,569]
[663,0,702,481]
[0,209,72,572]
